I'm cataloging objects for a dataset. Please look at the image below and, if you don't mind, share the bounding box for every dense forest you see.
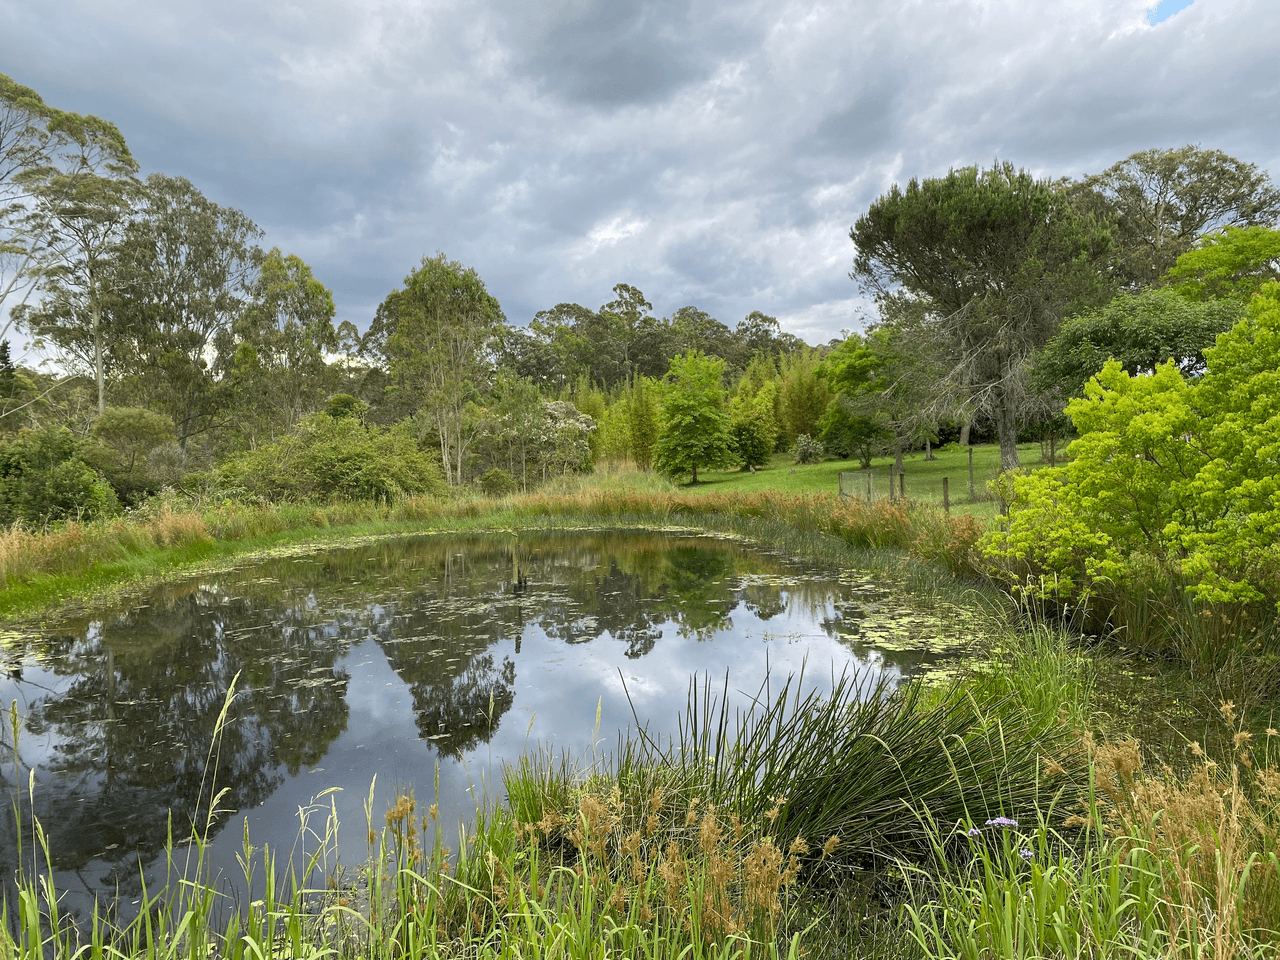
[2,70,1279,526]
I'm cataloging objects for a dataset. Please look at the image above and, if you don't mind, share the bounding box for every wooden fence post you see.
[942,477,950,515]
[899,471,905,500]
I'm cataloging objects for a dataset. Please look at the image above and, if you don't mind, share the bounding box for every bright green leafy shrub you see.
[217,415,447,503]
[985,282,1280,611]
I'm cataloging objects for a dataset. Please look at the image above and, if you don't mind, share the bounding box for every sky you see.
[2,0,1277,347]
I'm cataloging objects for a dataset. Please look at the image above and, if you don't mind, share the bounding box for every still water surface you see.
[0,530,975,917]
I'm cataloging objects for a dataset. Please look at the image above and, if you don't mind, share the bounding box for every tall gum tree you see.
[14,87,138,414]
[1071,146,1280,289]
[233,248,338,438]
[0,73,56,339]
[109,174,262,455]
[374,254,505,486]
[851,161,1110,471]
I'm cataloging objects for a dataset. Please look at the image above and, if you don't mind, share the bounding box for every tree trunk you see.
[959,419,971,448]
[455,426,463,486]
[894,437,904,477]
[691,462,698,484]
[91,286,105,415]
[993,379,1021,472]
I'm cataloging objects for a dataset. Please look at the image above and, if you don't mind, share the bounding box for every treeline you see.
[0,72,835,522]
[3,69,1279,527]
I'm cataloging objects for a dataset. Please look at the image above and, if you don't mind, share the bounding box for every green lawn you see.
[678,442,1056,516]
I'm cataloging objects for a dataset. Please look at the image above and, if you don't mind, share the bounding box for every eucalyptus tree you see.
[232,248,338,439]
[597,283,656,386]
[13,88,138,413]
[670,305,735,366]
[372,254,505,485]
[732,310,807,364]
[1072,146,1280,289]
[0,73,55,338]
[851,162,1110,471]
[108,174,262,455]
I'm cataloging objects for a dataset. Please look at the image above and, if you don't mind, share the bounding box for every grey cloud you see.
[2,0,1278,346]
[498,0,763,107]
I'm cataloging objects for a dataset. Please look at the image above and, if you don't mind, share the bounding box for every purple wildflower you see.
[1019,848,1034,860]
[967,827,982,838]
[985,817,1018,828]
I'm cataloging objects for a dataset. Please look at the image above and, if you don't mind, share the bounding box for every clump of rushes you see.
[612,671,1084,870]
[496,670,1083,954]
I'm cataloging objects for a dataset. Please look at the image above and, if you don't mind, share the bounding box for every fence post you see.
[866,471,873,502]
[899,471,905,500]
[968,446,975,499]
[942,477,950,515]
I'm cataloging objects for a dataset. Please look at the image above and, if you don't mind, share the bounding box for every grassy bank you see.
[661,442,1048,517]
[0,478,989,622]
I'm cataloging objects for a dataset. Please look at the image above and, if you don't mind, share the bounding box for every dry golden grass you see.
[396,775,839,952]
[1084,711,1280,956]
[0,486,986,595]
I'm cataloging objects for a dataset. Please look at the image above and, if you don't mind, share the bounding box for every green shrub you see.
[323,393,368,420]
[792,433,824,464]
[0,426,119,525]
[217,415,446,503]
[478,467,516,497]
[985,281,1280,611]
[86,406,176,505]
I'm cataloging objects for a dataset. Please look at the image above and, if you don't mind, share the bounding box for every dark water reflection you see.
[0,530,973,918]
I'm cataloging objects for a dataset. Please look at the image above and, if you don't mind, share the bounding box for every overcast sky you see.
[2,0,1276,345]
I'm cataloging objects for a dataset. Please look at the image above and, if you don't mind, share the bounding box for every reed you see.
[505,671,1083,878]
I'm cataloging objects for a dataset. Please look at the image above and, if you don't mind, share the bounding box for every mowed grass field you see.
[671,441,1053,516]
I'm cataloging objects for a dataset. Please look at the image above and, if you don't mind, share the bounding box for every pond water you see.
[0,530,979,919]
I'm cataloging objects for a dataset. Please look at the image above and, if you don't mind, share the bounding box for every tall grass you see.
[1,691,820,960]
[903,710,1280,959]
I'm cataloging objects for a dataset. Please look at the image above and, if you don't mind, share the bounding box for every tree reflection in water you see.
[1,530,961,916]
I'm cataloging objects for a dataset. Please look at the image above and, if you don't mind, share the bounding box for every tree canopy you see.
[653,351,732,483]
[1072,145,1280,288]
[851,161,1110,470]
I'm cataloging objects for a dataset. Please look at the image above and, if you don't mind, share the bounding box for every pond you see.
[0,529,980,919]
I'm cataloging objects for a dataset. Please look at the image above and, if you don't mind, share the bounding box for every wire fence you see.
[839,464,1003,514]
